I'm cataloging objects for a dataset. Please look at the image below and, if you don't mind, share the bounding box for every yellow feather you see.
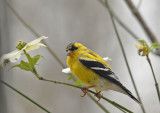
[67,43,111,91]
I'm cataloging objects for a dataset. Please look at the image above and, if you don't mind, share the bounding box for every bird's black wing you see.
[79,59,120,83]
[79,59,141,104]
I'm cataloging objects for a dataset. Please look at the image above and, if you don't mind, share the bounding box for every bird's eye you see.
[70,45,78,51]
[66,43,78,52]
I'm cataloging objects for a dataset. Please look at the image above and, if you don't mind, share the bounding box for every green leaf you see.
[149,43,160,52]
[11,60,32,71]
[137,39,146,44]
[74,80,83,86]
[25,53,33,65]
[137,39,149,47]
[32,55,41,66]
[67,75,75,80]
[25,53,42,67]
[137,39,150,52]
[71,80,84,90]
[150,43,160,49]
[149,46,160,52]
[151,43,160,47]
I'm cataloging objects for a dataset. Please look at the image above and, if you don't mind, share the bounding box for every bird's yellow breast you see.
[67,55,103,91]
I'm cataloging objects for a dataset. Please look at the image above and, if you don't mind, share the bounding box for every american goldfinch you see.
[66,42,141,104]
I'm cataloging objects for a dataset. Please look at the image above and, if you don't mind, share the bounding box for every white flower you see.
[22,36,47,52]
[62,57,112,74]
[0,36,48,67]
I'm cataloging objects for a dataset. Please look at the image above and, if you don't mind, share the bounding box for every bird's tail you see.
[120,84,141,105]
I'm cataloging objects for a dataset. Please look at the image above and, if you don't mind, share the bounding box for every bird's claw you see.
[95,91,102,101]
[81,85,95,97]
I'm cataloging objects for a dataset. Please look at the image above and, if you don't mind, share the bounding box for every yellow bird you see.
[66,42,141,104]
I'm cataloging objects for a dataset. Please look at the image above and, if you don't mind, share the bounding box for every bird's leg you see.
[81,85,95,97]
[95,91,102,101]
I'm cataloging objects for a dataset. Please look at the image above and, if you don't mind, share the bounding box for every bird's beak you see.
[67,50,73,56]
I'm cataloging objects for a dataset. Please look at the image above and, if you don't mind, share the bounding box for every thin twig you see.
[39,77,133,113]
[124,0,156,42]
[98,0,139,40]
[146,54,160,102]
[124,0,160,55]
[104,0,146,113]
[87,94,110,113]
[0,80,51,113]
[6,1,40,37]
[89,92,127,113]
[98,0,160,56]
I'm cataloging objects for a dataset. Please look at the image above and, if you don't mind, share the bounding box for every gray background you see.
[0,0,160,113]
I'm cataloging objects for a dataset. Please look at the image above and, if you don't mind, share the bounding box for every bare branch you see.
[124,0,160,55]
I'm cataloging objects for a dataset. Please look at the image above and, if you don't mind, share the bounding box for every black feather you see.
[66,42,78,51]
[79,59,141,104]
[79,59,120,85]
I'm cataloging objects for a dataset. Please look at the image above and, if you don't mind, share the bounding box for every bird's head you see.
[66,42,86,56]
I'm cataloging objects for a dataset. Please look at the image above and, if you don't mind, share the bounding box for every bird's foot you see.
[81,85,95,97]
[95,91,102,101]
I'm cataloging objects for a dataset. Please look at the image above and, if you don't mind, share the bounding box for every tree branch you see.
[38,77,133,113]
[124,0,160,55]
[104,0,146,113]
[98,0,160,56]
[0,80,51,113]
[146,54,160,102]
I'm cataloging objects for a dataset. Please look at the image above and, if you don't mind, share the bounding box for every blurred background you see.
[0,0,160,113]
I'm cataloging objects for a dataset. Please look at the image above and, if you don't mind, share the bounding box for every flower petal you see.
[62,68,71,73]
[26,36,48,47]
[103,57,112,62]
[24,43,47,52]
[0,50,22,67]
